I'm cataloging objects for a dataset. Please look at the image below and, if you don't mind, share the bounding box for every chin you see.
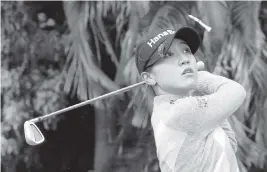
[180,79,197,89]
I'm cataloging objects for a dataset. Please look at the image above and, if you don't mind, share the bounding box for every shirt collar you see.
[154,94,188,105]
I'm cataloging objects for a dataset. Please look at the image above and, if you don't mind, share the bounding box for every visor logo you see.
[147,30,175,48]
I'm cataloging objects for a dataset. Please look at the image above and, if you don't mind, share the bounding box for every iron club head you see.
[24,121,45,145]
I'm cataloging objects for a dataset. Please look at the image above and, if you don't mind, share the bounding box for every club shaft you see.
[30,81,146,123]
[188,15,212,32]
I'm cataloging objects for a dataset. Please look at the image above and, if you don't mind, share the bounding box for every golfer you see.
[135,26,246,172]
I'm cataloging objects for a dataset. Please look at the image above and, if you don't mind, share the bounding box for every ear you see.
[141,72,156,85]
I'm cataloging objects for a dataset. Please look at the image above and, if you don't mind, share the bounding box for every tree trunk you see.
[94,107,116,172]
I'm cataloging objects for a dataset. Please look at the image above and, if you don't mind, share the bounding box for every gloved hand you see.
[197,61,205,71]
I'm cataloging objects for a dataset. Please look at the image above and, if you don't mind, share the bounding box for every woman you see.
[135,26,246,172]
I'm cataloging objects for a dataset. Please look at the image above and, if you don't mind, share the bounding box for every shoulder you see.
[152,95,195,123]
[151,96,176,124]
[153,95,200,113]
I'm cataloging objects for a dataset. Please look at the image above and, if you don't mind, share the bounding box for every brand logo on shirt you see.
[147,30,175,48]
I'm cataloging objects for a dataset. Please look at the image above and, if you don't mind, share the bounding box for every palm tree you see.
[63,1,150,171]
[62,1,267,172]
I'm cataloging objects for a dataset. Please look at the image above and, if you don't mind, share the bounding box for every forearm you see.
[196,71,233,95]
[165,72,246,133]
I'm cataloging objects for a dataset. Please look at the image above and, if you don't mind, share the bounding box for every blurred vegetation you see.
[1,1,267,172]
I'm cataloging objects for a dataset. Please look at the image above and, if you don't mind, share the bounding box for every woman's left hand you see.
[197,61,205,71]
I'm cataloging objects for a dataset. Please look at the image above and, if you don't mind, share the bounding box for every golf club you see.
[188,15,212,32]
[24,81,146,145]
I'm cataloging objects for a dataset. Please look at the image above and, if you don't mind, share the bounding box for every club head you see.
[24,121,45,145]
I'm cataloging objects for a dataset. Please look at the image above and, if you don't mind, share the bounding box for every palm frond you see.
[63,1,119,107]
[96,2,119,68]
[115,13,140,85]
[230,2,263,49]
[115,3,128,52]
[148,4,191,32]
[98,1,125,18]
[89,18,101,66]
[212,1,267,171]
[123,56,142,85]
[196,1,231,72]
[112,2,151,131]
[127,1,150,18]
[92,1,150,84]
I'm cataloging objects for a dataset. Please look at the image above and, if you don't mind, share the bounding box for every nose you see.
[178,57,190,66]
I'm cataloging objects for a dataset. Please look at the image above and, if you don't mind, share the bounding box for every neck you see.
[153,85,194,97]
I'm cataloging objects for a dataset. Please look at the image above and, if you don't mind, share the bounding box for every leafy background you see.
[1,1,267,172]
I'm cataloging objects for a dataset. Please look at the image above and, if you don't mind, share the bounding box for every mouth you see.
[182,67,194,75]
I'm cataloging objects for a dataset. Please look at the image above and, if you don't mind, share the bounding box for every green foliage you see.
[71,1,267,171]
[121,1,267,172]
[63,1,120,108]
[210,2,267,170]
[1,1,67,171]
[2,1,267,172]
[63,1,150,106]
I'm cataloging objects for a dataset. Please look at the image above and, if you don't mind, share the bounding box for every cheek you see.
[153,65,182,84]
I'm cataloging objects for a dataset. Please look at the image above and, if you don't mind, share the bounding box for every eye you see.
[165,52,173,57]
[184,48,192,54]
